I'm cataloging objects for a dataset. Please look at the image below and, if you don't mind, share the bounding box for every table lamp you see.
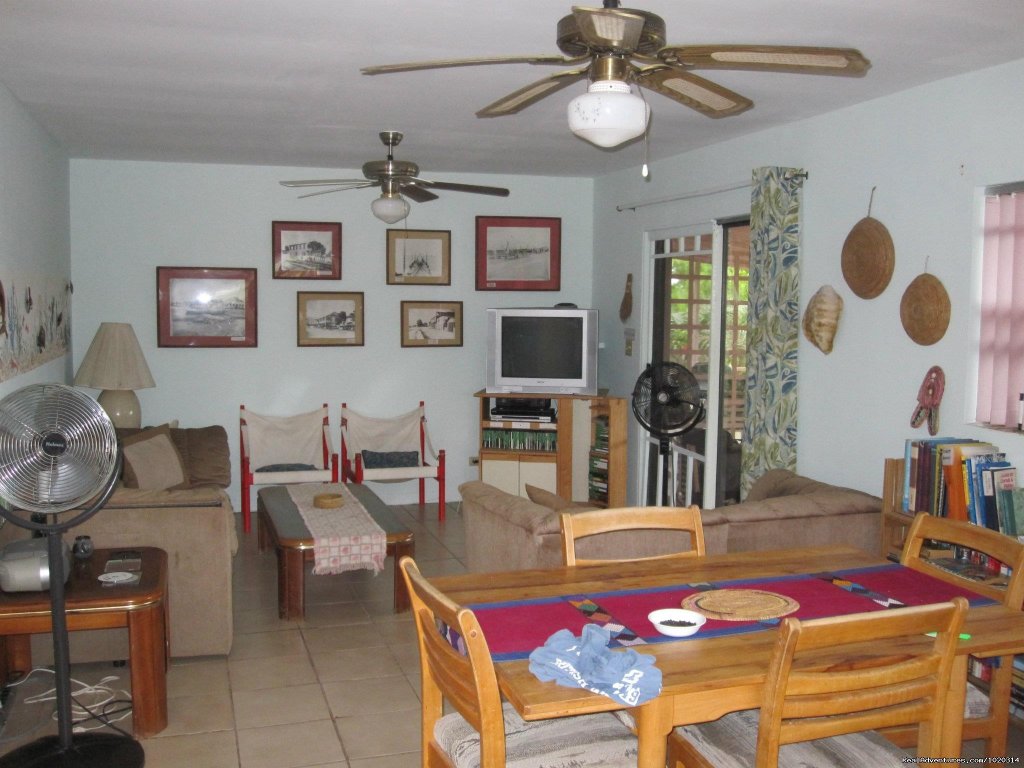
[74,322,155,428]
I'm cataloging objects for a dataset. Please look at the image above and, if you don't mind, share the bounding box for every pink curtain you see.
[977,192,1024,427]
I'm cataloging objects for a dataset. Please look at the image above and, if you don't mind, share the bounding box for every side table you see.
[0,546,169,738]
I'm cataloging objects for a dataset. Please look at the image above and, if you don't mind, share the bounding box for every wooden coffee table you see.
[257,484,415,619]
[0,546,169,738]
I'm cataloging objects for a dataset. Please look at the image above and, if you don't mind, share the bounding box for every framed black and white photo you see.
[272,221,342,279]
[157,266,257,347]
[297,291,364,347]
[387,229,451,285]
[475,216,561,291]
[400,301,463,348]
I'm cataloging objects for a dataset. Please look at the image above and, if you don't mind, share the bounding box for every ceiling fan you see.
[362,0,870,148]
[280,131,510,223]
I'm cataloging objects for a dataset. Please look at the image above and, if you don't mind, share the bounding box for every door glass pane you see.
[649,223,749,507]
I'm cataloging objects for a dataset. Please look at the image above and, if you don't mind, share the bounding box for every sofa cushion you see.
[744,469,841,502]
[525,485,599,520]
[118,424,230,489]
[121,424,190,490]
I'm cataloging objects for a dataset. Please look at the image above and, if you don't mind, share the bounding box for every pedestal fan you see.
[0,383,143,767]
[631,362,705,506]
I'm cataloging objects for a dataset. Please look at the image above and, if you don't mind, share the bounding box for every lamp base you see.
[97,390,141,429]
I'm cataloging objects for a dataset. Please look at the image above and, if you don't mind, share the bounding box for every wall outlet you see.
[468,456,479,466]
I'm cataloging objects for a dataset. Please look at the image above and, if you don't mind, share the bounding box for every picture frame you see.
[297,291,364,347]
[156,266,257,348]
[400,301,463,348]
[272,221,342,279]
[386,229,451,285]
[475,215,561,291]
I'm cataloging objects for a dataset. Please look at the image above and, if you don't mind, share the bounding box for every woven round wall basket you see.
[900,273,950,346]
[841,216,895,299]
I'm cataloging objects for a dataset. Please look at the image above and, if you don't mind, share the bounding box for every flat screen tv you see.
[485,307,598,396]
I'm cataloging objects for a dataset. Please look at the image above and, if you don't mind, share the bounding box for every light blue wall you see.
[0,82,71,397]
[592,58,1024,500]
[70,160,593,507]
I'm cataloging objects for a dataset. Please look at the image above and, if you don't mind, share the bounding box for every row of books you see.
[481,428,556,453]
[902,437,1024,536]
[1010,657,1024,720]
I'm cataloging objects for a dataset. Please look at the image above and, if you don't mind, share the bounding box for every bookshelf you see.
[474,391,627,507]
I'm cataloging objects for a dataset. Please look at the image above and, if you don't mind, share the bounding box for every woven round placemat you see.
[841,216,895,299]
[681,589,800,621]
[900,273,950,346]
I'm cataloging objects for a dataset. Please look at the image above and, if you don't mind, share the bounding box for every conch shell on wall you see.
[802,284,843,354]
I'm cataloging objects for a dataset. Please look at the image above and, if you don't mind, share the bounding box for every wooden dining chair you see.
[398,556,639,768]
[559,506,705,566]
[667,596,968,768]
[884,511,1024,757]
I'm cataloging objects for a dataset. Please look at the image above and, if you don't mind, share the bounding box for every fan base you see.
[0,733,144,767]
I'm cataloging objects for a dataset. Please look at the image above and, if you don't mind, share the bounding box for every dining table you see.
[430,544,1024,767]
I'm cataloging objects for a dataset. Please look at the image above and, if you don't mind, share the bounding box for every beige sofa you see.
[0,424,237,662]
[461,469,882,573]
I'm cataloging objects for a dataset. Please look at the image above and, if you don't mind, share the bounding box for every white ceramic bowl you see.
[648,608,707,637]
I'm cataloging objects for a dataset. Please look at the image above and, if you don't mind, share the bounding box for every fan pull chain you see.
[639,89,650,179]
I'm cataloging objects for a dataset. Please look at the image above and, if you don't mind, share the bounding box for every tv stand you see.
[474,390,627,507]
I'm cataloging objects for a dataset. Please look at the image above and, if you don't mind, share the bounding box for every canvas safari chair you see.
[341,401,446,520]
[239,403,338,533]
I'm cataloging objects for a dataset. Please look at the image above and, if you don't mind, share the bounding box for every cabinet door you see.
[481,458,520,496]
[518,457,557,496]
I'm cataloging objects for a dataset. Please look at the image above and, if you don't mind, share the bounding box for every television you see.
[485,307,598,396]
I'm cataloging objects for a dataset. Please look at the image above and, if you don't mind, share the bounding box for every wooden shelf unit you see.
[474,391,627,507]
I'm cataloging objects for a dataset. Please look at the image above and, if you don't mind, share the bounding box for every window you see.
[976,185,1024,428]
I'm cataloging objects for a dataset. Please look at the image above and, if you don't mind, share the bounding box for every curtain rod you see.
[615,170,809,213]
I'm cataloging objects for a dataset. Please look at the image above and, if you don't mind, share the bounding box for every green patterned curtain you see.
[741,167,805,496]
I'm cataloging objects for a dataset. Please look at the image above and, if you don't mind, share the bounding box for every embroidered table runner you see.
[470,564,996,661]
[287,483,386,575]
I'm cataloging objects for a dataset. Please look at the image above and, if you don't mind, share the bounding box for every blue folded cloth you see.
[528,624,662,706]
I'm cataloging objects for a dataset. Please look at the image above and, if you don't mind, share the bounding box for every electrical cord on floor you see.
[4,667,134,736]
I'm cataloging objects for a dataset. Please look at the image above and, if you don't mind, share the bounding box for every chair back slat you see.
[560,506,705,566]
[756,597,968,766]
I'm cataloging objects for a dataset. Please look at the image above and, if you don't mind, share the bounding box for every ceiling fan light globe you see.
[370,194,410,224]
[568,80,649,148]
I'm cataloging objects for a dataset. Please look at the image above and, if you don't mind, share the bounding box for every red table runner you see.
[470,564,995,661]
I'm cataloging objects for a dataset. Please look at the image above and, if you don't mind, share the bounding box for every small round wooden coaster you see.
[681,589,799,621]
[313,492,344,509]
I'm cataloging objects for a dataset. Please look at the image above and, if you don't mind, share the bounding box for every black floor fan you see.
[0,383,144,767]
[631,362,705,506]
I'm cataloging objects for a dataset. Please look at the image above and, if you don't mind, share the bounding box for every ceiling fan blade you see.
[635,66,753,118]
[280,178,370,188]
[362,54,587,75]
[417,180,511,197]
[659,45,870,76]
[477,67,588,117]
[571,6,646,51]
[297,185,378,199]
[399,183,439,203]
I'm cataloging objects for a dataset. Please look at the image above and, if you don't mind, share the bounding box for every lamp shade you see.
[568,80,650,148]
[371,193,410,224]
[74,323,155,391]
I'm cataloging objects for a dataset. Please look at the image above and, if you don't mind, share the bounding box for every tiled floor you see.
[1,502,1022,765]
[0,502,467,767]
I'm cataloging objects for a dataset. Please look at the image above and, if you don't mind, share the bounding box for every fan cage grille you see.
[0,384,118,514]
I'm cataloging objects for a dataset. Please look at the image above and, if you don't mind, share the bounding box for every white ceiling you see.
[1,1,1023,179]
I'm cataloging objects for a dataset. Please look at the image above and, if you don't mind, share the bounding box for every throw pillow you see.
[121,424,190,490]
[362,450,420,469]
[525,484,572,511]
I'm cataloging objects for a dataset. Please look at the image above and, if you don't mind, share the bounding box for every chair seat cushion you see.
[256,463,318,472]
[675,709,910,768]
[434,702,636,768]
[362,450,420,469]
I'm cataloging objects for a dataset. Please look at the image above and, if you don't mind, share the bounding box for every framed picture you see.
[297,291,364,347]
[272,221,341,279]
[156,266,257,348]
[386,229,451,285]
[475,216,561,291]
[400,301,463,348]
